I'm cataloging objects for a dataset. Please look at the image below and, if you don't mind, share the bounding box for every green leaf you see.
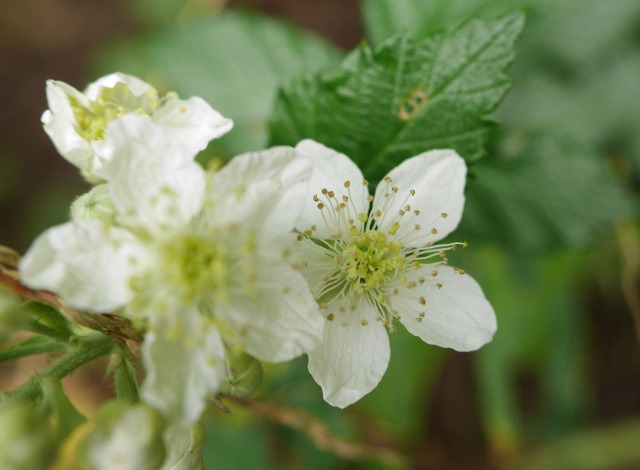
[107,349,140,402]
[516,420,640,470]
[269,13,524,184]
[360,0,529,45]
[460,132,637,253]
[0,336,65,362]
[94,11,342,157]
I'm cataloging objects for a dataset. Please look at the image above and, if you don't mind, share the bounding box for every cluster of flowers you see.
[20,73,497,427]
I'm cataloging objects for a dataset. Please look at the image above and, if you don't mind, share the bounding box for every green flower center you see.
[70,82,164,141]
[339,229,406,295]
[161,236,229,302]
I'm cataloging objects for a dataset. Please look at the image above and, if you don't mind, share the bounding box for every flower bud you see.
[219,348,263,398]
[70,184,117,224]
[81,400,166,470]
[161,423,207,470]
[0,400,57,469]
[0,287,26,346]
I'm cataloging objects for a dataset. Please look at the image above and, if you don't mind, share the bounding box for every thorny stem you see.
[2,334,115,402]
[224,395,409,468]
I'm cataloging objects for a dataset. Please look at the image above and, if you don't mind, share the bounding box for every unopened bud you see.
[219,348,263,398]
[0,400,56,469]
[161,423,207,470]
[70,184,117,224]
[81,400,166,470]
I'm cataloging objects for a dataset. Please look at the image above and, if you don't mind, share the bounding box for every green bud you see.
[0,400,57,470]
[70,184,117,224]
[0,287,27,346]
[218,348,263,398]
[81,400,166,470]
[161,423,207,470]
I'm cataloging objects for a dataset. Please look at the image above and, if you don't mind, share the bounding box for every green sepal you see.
[219,347,263,398]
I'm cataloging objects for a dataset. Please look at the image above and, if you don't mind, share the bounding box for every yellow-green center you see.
[161,236,229,302]
[70,83,163,141]
[339,229,406,295]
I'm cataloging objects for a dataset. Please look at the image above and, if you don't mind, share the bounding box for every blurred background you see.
[1,0,640,468]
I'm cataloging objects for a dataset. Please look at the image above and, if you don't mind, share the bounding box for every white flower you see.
[20,116,323,424]
[42,72,233,183]
[292,140,496,408]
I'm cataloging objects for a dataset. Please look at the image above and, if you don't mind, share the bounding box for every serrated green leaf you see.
[460,132,636,253]
[94,11,342,157]
[269,13,524,184]
[360,0,529,45]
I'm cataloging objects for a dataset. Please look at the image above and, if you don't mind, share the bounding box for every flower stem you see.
[2,334,115,402]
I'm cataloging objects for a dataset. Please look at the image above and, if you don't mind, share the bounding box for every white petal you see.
[295,140,369,239]
[141,306,225,425]
[205,146,311,243]
[216,260,323,363]
[101,115,205,231]
[42,81,97,180]
[396,265,496,351]
[308,299,390,408]
[373,149,466,245]
[19,220,144,312]
[153,97,233,154]
[84,72,152,100]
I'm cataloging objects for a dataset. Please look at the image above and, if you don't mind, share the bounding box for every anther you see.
[327,313,335,321]
[441,212,448,218]
[344,181,351,188]
[410,189,416,196]
[431,228,438,235]
[384,177,392,183]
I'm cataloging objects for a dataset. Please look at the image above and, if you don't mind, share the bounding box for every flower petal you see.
[396,265,496,351]
[19,220,144,312]
[216,260,323,363]
[373,149,466,245]
[295,140,369,239]
[101,115,206,232]
[42,80,96,180]
[141,306,225,425]
[153,97,233,154]
[308,299,390,408]
[205,146,311,243]
[83,72,152,100]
